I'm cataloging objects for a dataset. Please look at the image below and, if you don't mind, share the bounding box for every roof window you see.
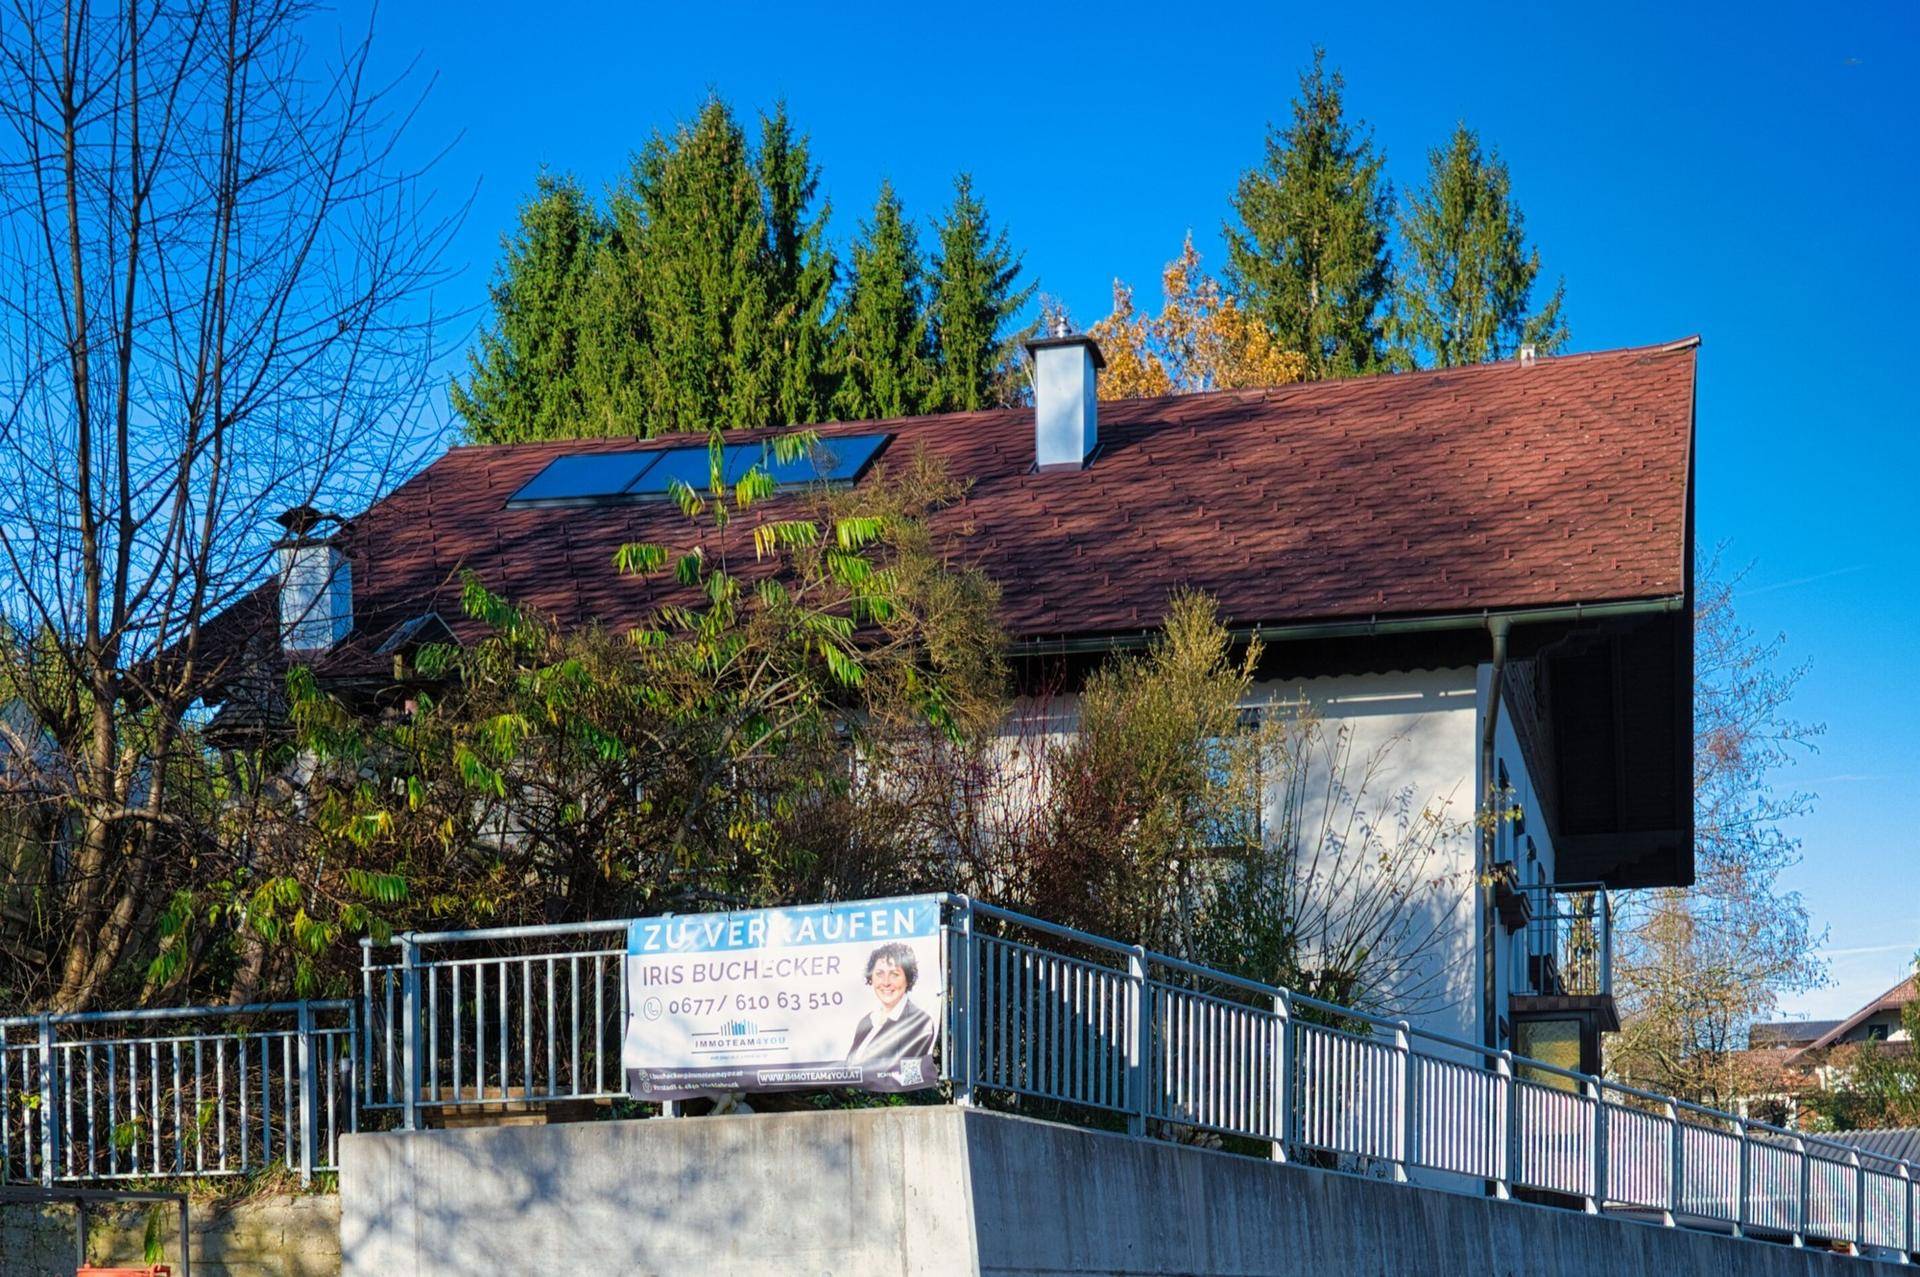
[506,434,889,508]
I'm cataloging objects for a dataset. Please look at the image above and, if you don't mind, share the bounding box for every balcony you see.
[1513,882,1613,999]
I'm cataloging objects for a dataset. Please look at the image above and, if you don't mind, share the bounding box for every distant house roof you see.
[1793,975,1918,1060]
[202,338,1700,886]
[1750,1019,1843,1049]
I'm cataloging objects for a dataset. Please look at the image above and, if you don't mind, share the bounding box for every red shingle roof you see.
[247,339,1698,673]
[1794,975,1918,1059]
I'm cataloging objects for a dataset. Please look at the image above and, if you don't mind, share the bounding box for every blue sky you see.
[342,2,1917,1019]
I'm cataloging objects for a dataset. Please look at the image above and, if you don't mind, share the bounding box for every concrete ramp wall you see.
[341,1107,1910,1276]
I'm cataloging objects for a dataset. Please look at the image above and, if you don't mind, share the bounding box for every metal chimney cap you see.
[1023,332,1107,370]
[275,505,344,543]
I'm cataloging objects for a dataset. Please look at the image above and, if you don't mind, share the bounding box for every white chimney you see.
[275,506,352,653]
[1025,331,1105,470]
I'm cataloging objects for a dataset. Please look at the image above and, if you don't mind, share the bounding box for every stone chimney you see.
[274,505,351,653]
[1025,326,1105,470]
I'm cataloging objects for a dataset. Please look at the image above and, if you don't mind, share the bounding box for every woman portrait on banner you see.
[846,941,936,1067]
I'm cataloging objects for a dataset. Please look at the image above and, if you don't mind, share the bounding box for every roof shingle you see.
[238,339,1699,673]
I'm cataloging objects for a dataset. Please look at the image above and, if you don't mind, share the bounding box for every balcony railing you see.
[1515,882,1612,999]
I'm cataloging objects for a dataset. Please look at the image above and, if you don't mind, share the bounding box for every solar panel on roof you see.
[634,444,760,495]
[758,434,888,485]
[504,434,890,507]
[508,451,659,505]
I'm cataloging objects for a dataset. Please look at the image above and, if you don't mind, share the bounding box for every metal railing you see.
[1515,882,1612,998]
[942,898,1912,1258]
[8,895,1919,1264]
[0,1001,356,1186]
[360,921,628,1129]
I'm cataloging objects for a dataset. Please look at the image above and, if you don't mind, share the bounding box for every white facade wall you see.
[1262,668,1481,1047]
[994,666,1497,1049]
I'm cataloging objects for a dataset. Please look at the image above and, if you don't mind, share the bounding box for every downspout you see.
[1479,617,1511,1051]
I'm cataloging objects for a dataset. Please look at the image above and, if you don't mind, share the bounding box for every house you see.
[1789,974,1918,1060]
[1737,974,1917,1124]
[201,334,1701,1067]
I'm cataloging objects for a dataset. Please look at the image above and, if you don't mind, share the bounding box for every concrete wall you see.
[342,1107,1914,1277]
[0,1191,339,1277]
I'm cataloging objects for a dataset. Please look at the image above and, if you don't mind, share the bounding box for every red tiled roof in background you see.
[242,339,1698,676]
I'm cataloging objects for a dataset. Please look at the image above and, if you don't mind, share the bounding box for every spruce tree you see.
[1224,49,1394,379]
[613,97,775,434]
[836,181,935,420]
[928,174,1033,412]
[451,174,607,443]
[758,103,839,426]
[1393,124,1567,368]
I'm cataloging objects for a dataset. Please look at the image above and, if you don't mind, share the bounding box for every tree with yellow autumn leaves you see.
[1087,235,1308,400]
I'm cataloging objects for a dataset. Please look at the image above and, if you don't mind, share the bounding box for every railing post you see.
[1269,991,1290,1163]
[358,938,375,1110]
[1493,1051,1513,1200]
[1898,1161,1912,1264]
[1599,892,1613,998]
[347,996,361,1135]
[1732,1116,1748,1238]
[1794,1134,1810,1248]
[1126,946,1147,1138]
[1393,1021,1413,1182]
[400,937,421,1132]
[1852,1148,1865,1257]
[1664,1100,1682,1228]
[295,1002,316,1186]
[35,1013,55,1187]
[950,901,975,1109]
[1585,1077,1606,1215]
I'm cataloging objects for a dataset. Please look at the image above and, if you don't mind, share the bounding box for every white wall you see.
[980,665,1496,1047]
[1265,668,1480,1046]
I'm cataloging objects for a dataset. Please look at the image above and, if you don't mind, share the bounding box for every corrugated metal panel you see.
[1824,1128,1920,1163]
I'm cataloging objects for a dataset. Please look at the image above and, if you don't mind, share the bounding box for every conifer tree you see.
[1225,49,1394,379]
[836,182,936,420]
[451,175,607,443]
[928,174,1033,411]
[758,104,839,425]
[612,97,775,434]
[1392,124,1567,368]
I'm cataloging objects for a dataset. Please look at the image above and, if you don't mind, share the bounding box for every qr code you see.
[897,1059,924,1086]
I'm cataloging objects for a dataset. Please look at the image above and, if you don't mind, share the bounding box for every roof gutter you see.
[1007,595,1688,656]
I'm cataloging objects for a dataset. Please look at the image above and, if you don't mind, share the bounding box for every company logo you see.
[691,1017,788,1053]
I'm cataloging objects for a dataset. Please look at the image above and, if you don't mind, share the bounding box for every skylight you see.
[506,434,890,507]
[506,451,660,505]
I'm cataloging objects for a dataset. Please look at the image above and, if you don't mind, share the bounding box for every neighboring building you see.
[1737,975,1918,1125]
[1790,974,1918,1060]
[201,335,1703,1067]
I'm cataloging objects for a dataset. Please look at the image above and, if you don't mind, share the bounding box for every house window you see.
[1200,707,1264,854]
[1865,1022,1892,1042]
[1495,761,1514,864]
[1514,1017,1583,1092]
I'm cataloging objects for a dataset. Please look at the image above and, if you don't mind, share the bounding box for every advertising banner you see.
[622,896,944,1099]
